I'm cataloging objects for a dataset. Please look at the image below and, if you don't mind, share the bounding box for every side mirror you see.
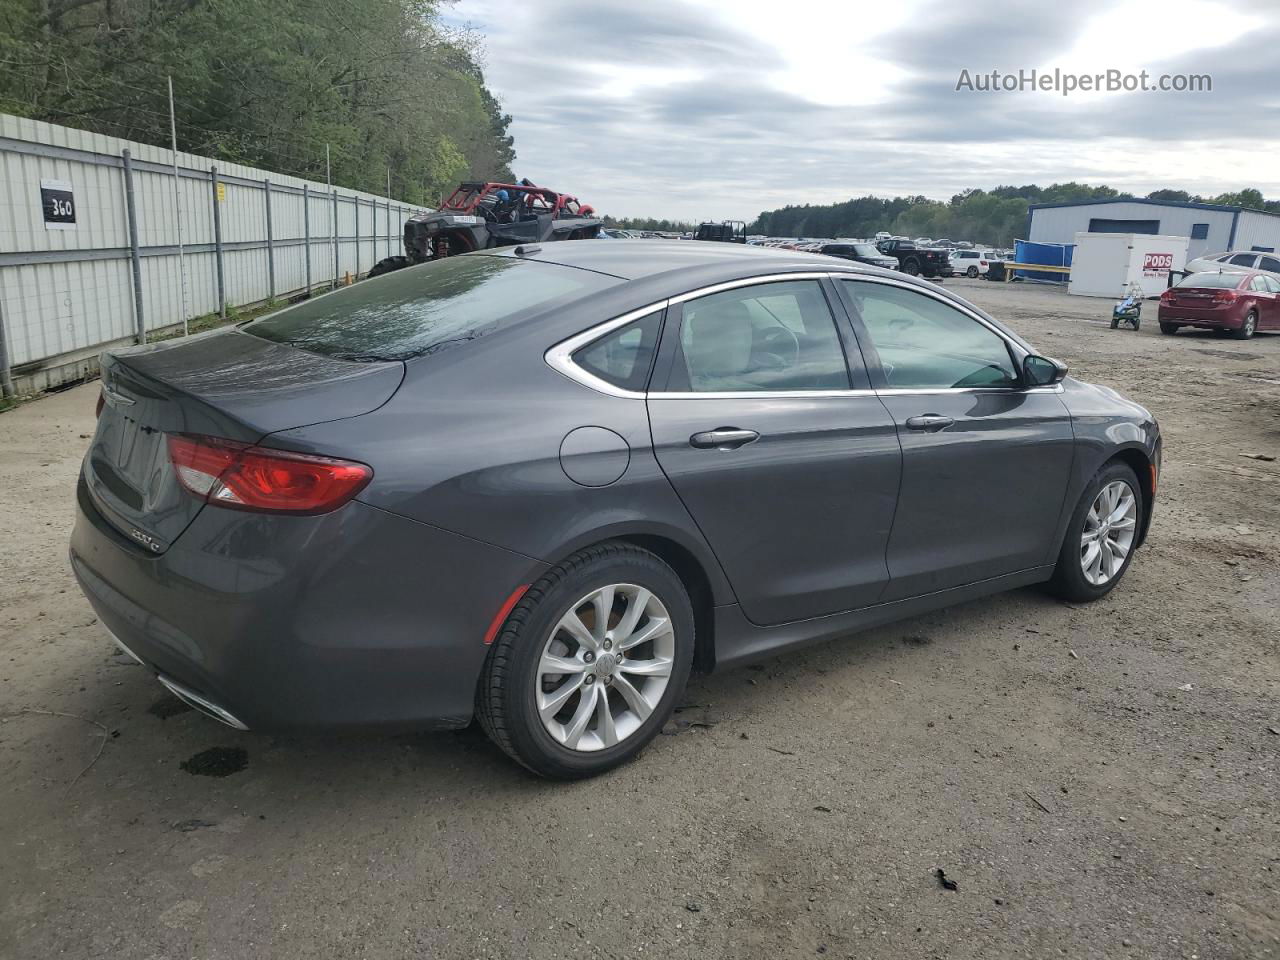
[1023,354,1067,386]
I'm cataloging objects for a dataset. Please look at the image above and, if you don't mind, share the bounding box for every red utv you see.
[369,180,602,277]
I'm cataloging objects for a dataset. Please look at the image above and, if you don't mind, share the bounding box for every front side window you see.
[572,312,662,393]
[672,280,850,392]
[842,280,1018,389]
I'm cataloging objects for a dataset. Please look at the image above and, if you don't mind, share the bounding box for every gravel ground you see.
[1,278,1277,960]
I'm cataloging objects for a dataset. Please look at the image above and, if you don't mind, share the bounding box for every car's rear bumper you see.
[1157,305,1246,329]
[70,474,546,731]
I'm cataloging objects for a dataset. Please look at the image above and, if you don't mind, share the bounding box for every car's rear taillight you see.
[1213,290,1239,303]
[979,260,987,266]
[166,433,371,514]
[95,390,105,418]
[1159,289,1175,302]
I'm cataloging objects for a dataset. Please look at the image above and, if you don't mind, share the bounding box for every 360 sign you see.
[40,179,76,230]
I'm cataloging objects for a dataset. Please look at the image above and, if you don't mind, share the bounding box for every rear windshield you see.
[1177,272,1244,289]
[243,255,620,361]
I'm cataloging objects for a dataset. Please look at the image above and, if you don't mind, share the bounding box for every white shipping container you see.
[1067,232,1190,299]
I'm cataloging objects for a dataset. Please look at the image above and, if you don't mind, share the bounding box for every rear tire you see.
[1233,310,1258,340]
[902,258,920,276]
[966,266,979,278]
[1047,461,1143,603]
[368,256,409,278]
[477,542,694,779]
[1159,322,1179,335]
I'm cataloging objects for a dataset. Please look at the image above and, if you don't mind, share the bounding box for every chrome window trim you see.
[544,270,1061,400]
[544,302,669,399]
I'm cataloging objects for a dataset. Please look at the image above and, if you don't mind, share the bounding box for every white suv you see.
[950,249,999,278]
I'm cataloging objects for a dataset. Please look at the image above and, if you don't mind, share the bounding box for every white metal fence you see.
[0,114,431,395]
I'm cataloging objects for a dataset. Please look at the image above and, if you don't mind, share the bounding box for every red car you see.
[1158,270,1280,339]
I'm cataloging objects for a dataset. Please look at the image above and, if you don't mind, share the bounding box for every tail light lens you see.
[167,434,371,514]
[979,260,988,266]
[95,390,105,418]
[1213,290,1239,303]
[1159,289,1175,302]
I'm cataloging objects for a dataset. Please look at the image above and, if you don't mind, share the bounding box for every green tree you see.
[0,0,515,203]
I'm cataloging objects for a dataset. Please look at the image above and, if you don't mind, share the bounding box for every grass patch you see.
[150,299,284,343]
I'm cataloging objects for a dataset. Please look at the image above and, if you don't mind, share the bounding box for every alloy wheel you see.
[1080,480,1138,586]
[536,584,675,752]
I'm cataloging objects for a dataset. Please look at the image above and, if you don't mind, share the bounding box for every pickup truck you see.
[875,239,953,278]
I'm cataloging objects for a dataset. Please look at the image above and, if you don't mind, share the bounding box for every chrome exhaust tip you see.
[157,675,249,731]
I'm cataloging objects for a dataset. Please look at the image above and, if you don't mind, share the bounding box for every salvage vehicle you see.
[694,221,746,243]
[817,241,899,270]
[368,180,601,276]
[875,238,953,278]
[1157,270,1279,339]
[1183,250,1280,280]
[72,241,1160,778]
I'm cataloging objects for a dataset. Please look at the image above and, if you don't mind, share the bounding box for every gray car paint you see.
[70,241,1160,731]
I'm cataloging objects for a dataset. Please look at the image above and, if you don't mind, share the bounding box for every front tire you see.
[1233,310,1258,340]
[477,542,694,778]
[1047,461,1143,603]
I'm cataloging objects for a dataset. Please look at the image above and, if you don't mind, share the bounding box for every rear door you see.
[836,277,1075,601]
[647,276,901,625]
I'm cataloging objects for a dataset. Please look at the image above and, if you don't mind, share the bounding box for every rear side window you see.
[1228,254,1258,267]
[572,312,663,393]
[1260,256,1280,273]
[670,280,850,392]
[244,256,620,361]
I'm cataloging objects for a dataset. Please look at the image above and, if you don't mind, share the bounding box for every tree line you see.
[751,184,1277,245]
[0,0,515,206]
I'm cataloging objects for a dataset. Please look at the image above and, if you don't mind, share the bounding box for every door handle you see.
[905,414,954,432]
[689,428,760,450]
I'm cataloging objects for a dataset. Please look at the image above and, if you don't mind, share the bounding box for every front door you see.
[647,277,901,625]
[836,277,1075,601]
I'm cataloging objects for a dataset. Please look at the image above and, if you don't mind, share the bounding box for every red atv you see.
[369,180,602,276]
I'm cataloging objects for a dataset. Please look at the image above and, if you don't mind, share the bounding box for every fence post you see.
[386,199,392,257]
[121,149,146,343]
[264,180,275,301]
[304,184,312,294]
[331,190,339,288]
[0,299,14,398]
[210,166,226,319]
[354,197,360,278]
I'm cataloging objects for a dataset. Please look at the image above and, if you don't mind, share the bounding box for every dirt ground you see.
[1,278,1277,960]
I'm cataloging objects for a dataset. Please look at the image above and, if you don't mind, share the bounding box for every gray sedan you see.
[71,241,1161,777]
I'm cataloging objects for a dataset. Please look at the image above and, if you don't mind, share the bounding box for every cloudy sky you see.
[444,0,1278,222]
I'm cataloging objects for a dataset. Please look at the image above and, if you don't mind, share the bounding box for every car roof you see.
[476,239,913,285]
[463,240,1033,349]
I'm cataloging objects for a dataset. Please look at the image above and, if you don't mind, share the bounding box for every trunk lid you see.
[85,328,403,554]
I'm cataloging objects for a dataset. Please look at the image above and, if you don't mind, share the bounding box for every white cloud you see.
[446,0,1280,222]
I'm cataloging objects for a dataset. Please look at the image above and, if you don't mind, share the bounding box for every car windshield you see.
[852,244,880,256]
[244,255,620,361]
[1177,272,1245,289]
